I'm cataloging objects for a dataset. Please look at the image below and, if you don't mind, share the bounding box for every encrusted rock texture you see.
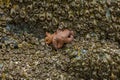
[0,0,120,80]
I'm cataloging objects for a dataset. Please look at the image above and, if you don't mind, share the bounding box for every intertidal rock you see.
[0,0,120,80]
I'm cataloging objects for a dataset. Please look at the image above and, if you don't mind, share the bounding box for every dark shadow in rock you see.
[6,22,46,39]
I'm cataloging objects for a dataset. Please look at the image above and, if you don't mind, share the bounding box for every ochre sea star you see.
[45,29,74,49]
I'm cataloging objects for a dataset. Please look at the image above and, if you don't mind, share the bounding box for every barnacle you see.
[39,12,45,21]
[19,8,26,18]
[46,12,52,21]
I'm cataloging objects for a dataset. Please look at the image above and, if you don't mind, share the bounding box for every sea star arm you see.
[53,36,64,49]
[64,35,74,43]
[52,38,58,49]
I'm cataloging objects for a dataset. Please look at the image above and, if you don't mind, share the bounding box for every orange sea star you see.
[45,29,74,49]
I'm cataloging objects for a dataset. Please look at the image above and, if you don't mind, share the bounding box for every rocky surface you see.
[1,0,120,40]
[0,26,120,80]
[0,0,120,80]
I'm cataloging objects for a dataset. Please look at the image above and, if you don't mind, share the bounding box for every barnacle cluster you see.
[0,0,120,41]
[0,0,120,80]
